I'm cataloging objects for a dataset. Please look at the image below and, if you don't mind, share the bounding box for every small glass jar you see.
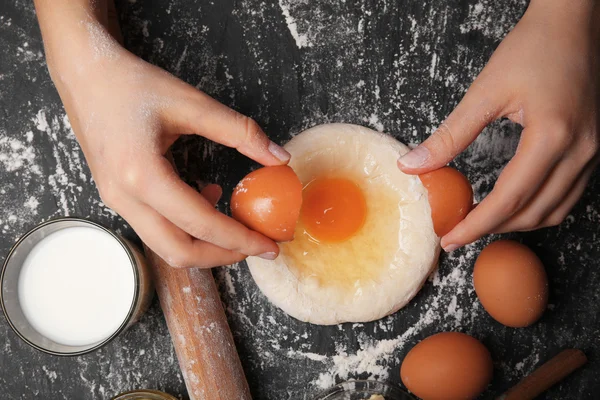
[0,218,154,356]
[313,380,415,400]
[111,390,178,400]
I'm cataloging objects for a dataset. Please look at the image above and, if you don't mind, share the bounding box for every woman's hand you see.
[398,0,599,251]
[35,0,286,267]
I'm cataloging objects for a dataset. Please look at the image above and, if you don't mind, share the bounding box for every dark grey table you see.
[1,0,598,399]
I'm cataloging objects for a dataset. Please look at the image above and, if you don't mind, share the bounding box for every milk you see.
[18,226,135,346]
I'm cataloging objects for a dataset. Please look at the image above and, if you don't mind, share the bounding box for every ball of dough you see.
[247,123,440,325]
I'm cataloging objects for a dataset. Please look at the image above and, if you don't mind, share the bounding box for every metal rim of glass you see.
[110,389,178,400]
[0,217,141,356]
[313,380,415,400]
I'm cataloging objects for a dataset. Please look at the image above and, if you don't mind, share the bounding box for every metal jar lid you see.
[111,389,178,400]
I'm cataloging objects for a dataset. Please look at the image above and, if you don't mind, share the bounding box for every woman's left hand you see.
[398,0,599,251]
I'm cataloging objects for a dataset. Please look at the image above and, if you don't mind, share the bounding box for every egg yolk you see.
[280,173,401,291]
[300,177,367,243]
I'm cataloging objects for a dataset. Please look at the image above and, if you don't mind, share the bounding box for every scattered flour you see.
[459,0,527,39]
[215,242,486,391]
[3,0,589,398]
[0,105,118,239]
[24,196,39,213]
[278,0,311,48]
[310,332,418,388]
[42,366,58,383]
[513,352,540,375]
[366,114,384,132]
[0,135,37,173]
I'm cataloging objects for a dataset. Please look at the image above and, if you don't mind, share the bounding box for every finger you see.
[493,143,596,233]
[398,79,505,174]
[137,157,279,258]
[200,184,223,207]
[537,159,597,229]
[440,126,563,250]
[114,194,247,268]
[166,89,290,166]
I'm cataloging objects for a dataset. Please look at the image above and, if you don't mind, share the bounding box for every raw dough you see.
[247,124,439,325]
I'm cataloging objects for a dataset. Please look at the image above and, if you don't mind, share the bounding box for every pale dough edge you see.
[247,123,440,325]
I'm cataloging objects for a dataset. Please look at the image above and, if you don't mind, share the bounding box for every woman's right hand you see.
[35,0,287,268]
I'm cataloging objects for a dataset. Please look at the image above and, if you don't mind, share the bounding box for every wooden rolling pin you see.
[142,153,251,399]
[497,349,587,400]
[144,247,252,399]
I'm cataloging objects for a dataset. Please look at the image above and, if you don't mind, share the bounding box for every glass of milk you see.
[1,218,153,355]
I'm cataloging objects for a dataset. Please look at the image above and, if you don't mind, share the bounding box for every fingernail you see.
[268,141,291,163]
[443,244,459,253]
[258,251,278,260]
[397,146,430,169]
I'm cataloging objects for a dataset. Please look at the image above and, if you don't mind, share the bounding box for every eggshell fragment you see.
[419,167,473,237]
[401,332,493,400]
[474,240,548,328]
[231,165,303,242]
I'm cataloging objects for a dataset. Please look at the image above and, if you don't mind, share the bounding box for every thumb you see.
[398,83,503,174]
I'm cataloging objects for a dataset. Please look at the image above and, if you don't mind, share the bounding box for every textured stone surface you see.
[0,0,598,399]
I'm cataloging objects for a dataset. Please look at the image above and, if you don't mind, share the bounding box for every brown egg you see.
[473,240,548,328]
[401,332,493,400]
[419,167,473,237]
[231,165,303,242]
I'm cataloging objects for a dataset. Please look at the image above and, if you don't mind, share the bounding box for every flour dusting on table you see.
[215,245,483,391]
[1,0,598,399]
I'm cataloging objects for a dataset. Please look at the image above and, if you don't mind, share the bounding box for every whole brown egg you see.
[473,240,548,328]
[401,332,493,400]
[230,165,303,242]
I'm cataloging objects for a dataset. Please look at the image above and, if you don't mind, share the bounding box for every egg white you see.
[247,123,440,325]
